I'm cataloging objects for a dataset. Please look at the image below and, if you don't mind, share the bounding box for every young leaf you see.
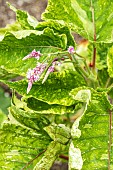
[33,141,63,170]
[44,123,71,144]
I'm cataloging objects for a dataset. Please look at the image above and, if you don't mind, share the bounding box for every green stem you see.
[74,51,91,74]
[74,51,85,59]
[105,77,111,88]
[68,52,98,88]
[72,54,89,78]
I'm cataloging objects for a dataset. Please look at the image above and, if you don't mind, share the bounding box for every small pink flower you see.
[42,65,55,84]
[68,46,75,54]
[22,49,41,60]
[27,69,34,79]
[48,65,55,73]
[31,50,41,59]
[52,61,56,66]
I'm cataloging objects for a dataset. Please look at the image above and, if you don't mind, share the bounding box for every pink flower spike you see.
[68,46,75,54]
[27,81,33,94]
[31,49,41,59]
[22,49,41,60]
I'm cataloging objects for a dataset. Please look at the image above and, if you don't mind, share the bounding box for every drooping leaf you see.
[43,0,113,42]
[2,70,86,106]
[71,90,112,169]
[33,141,64,170]
[8,2,73,49]
[0,123,51,169]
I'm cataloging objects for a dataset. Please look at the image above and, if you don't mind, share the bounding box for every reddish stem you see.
[21,150,46,170]
[92,47,96,69]
[59,154,69,160]
[91,0,96,70]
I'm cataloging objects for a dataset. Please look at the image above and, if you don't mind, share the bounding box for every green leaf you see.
[0,109,6,128]
[95,43,111,70]
[70,88,91,139]
[7,3,38,29]
[0,87,11,114]
[97,68,112,88]
[70,88,91,103]
[0,22,22,39]
[42,0,93,40]
[44,124,71,144]
[24,97,75,115]
[33,141,63,170]
[36,20,76,48]
[87,43,112,70]
[0,67,19,80]
[2,70,86,106]
[43,0,113,42]
[0,29,67,77]
[9,106,50,130]
[72,90,112,169]
[0,123,51,169]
